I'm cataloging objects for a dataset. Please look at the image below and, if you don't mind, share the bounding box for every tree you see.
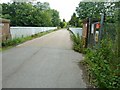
[1,2,61,27]
[76,2,115,22]
[63,19,66,22]
[60,22,64,28]
[34,2,50,11]
[62,19,67,28]
[51,9,60,27]
[69,13,77,27]
[69,13,83,27]
[76,18,83,27]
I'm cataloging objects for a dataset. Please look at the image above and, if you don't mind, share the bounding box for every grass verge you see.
[1,29,59,51]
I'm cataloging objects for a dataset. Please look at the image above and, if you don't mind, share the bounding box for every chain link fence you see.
[103,23,116,41]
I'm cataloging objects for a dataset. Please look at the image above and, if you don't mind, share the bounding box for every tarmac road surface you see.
[2,29,86,88]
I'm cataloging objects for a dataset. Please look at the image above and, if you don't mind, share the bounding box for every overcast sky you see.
[36,0,82,21]
[1,0,82,21]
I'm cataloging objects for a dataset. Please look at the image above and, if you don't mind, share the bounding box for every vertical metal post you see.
[98,14,104,45]
[87,18,91,47]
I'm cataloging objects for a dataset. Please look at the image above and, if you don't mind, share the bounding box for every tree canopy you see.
[60,19,67,28]
[1,2,61,27]
[69,2,116,27]
[76,2,116,22]
[69,13,82,27]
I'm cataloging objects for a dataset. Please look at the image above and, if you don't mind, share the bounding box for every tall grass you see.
[69,30,85,53]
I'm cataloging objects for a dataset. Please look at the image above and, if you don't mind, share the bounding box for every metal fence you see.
[86,21,116,48]
[103,23,116,41]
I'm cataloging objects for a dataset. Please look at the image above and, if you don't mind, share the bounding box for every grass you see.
[68,29,86,53]
[68,29,120,88]
[1,29,59,51]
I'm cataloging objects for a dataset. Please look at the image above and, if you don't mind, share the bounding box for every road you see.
[2,29,86,88]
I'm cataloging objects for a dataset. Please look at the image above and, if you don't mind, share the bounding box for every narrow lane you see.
[2,29,86,88]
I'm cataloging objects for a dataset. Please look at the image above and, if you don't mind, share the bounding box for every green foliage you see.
[34,2,50,11]
[69,30,84,53]
[1,2,60,27]
[59,19,67,28]
[115,1,120,57]
[2,29,58,48]
[2,38,27,47]
[69,13,77,27]
[69,13,83,27]
[76,2,115,20]
[51,9,61,27]
[76,19,83,27]
[60,22,64,28]
[85,38,120,88]
[70,1,120,88]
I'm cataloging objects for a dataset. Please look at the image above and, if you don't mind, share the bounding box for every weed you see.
[69,30,85,53]
[85,38,120,88]
[1,29,58,50]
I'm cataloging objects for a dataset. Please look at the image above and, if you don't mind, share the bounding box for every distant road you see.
[2,29,86,88]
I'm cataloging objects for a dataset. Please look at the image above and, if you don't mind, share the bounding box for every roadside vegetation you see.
[69,1,120,88]
[70,29,120,88]
[85,39,120,88]
[68,30,84,53]
[1,29,58,50]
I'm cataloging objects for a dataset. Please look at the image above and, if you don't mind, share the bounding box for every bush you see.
[85,38,120,88]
